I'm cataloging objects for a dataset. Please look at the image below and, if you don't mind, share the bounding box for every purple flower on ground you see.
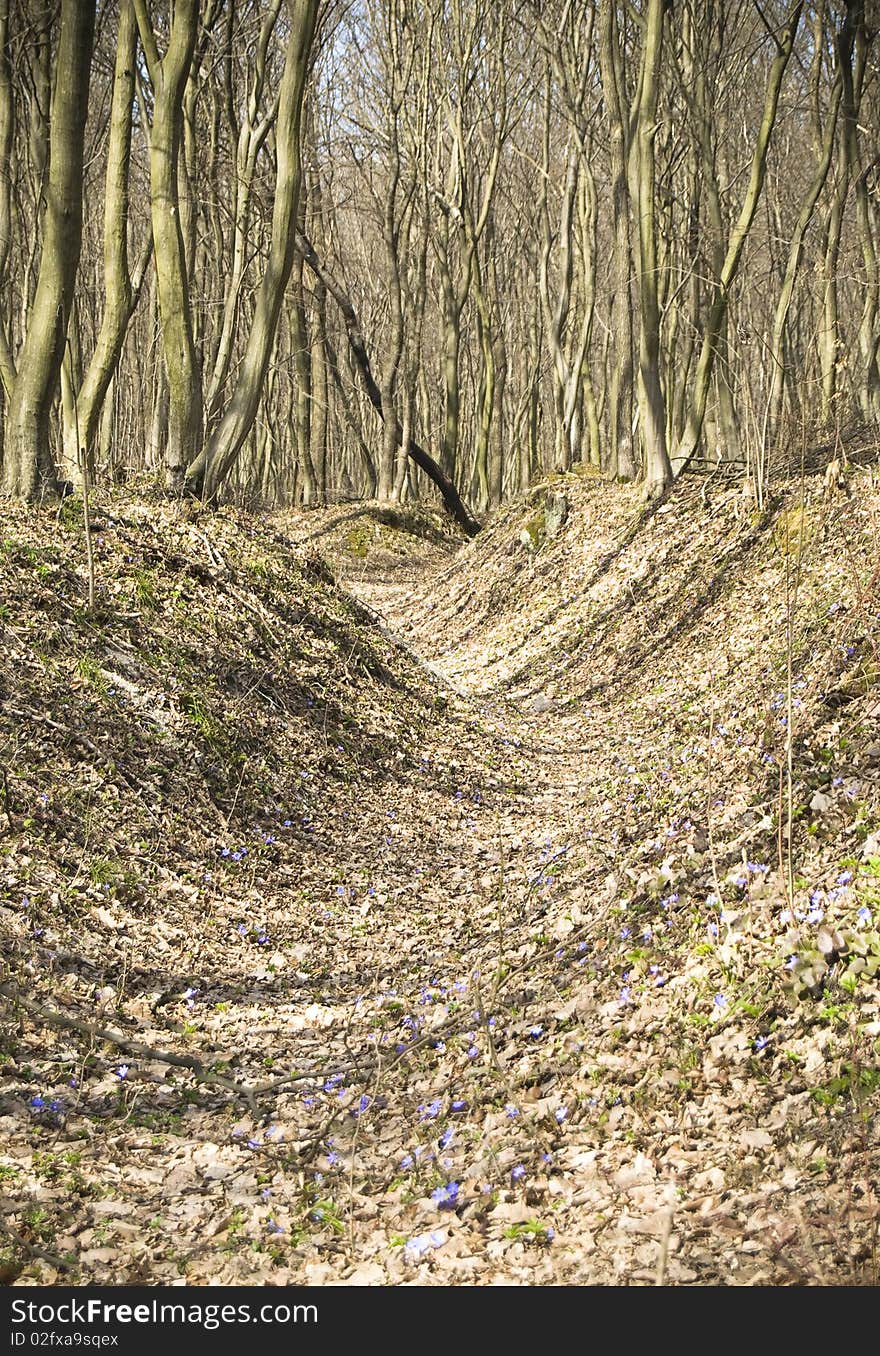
[431,1182,459,1209]
[404,1230,445,1261]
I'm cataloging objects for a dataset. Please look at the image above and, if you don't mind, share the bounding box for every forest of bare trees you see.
[0,0,877,516]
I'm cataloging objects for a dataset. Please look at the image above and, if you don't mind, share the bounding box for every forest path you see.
[323,519,878,1288]
[5,489,877,1288]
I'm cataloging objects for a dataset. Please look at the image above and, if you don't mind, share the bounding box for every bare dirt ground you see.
[1,466,879,1285]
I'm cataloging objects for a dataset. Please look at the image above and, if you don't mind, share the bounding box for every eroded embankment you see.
[1,471,879,1286]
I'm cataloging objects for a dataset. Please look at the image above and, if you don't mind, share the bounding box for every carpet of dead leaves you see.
[1,459,879,1287]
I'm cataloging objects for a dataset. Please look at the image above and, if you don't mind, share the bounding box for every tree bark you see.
[134,0,203,491]
[187,0,320,502]
[636,0,672,497]
[768,7,847,434]
[673,1,804,471]
[0,0,15,400]
[599,0,637,481]
[3,0,96,501]
[63,0,151,483]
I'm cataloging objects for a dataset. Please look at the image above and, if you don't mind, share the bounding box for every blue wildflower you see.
[404,1230,445,1261]
[431,1182,459,1209]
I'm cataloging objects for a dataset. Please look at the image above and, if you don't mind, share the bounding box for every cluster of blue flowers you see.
[236,921,270,944]
[431,1181,459,1208]
[29,1094,65,1117]
[404,1230,445,1261]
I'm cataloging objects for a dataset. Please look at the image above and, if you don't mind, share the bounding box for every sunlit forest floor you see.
[2,453,880,1285]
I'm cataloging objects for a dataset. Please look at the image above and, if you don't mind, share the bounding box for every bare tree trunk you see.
[188,0,319,502]
[0,0,15,400]
[850,15,880,420]
[674,1,803,471]
[310,287,328,504]
[134,0,203,491]
[289,256,316,505]
[599,0,637,480]
[488,305,506,507]
[636,0,672,497]
[768,4,847,434]
[63,0,150,483]
[296,230,480,535]
[3,0,95,501]
[203,0,283,426]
